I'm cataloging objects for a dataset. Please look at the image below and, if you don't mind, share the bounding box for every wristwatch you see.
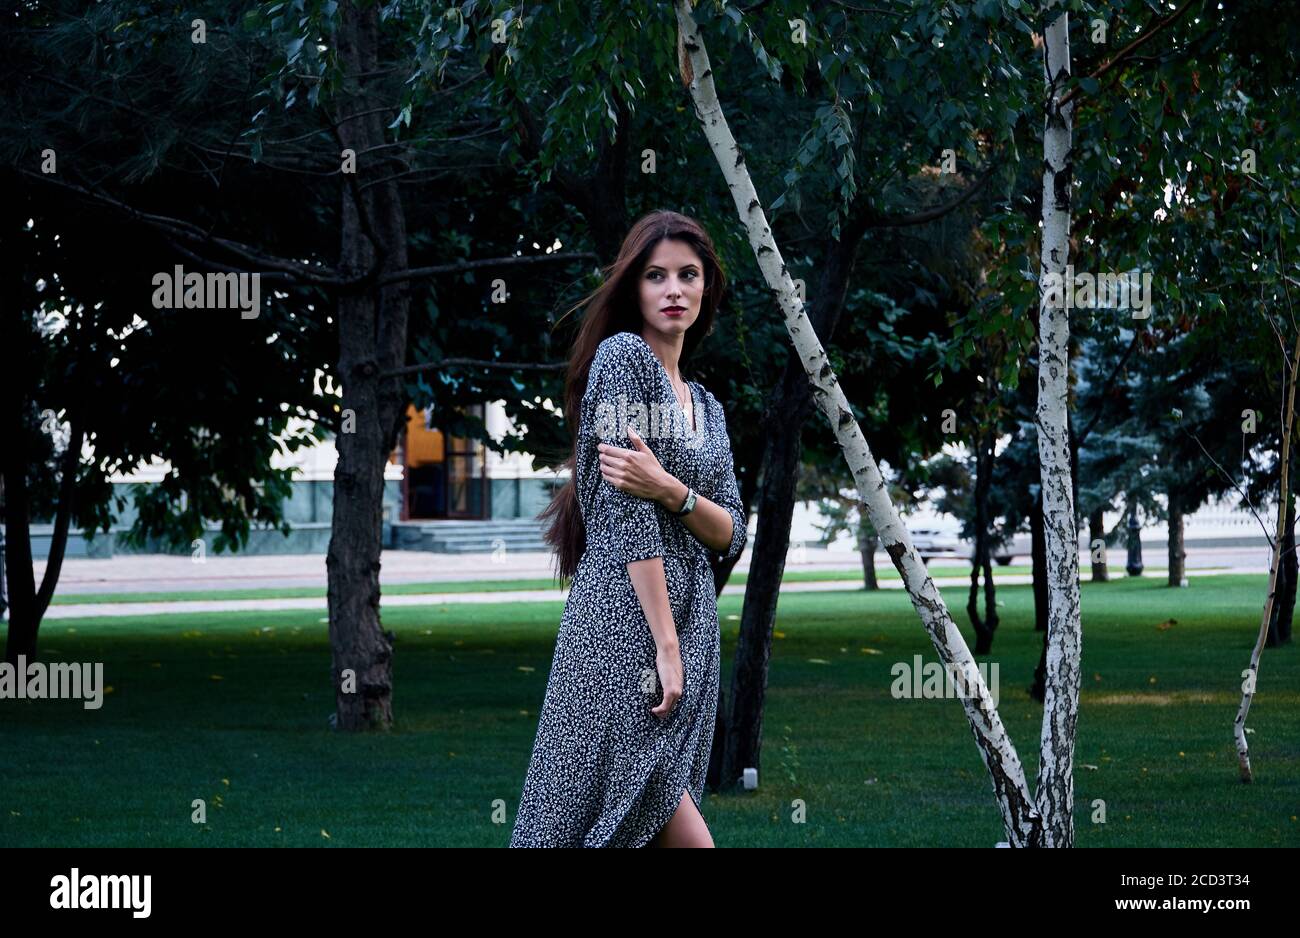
[672,486,698,517]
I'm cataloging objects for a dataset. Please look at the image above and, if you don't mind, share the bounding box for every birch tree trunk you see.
[1033,2,1083,846]
[673,0,1042,844]
[1236,323,1300,780]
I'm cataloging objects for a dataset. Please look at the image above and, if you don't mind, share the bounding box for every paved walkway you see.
[38,543,1267,594]
[41,562,1264,620]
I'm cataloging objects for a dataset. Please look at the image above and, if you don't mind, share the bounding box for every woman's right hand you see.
[651,642,684,721]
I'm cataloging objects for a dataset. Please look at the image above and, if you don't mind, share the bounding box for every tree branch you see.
[19,169,598,290]
[829,0,907,14]
[382,356,567,380]
[1077,331,1141,447]
[860,160,999,229]
[376,251,599,287]
[19,168,350,286]
[484,43,592,208]
[1058,0,1201,109]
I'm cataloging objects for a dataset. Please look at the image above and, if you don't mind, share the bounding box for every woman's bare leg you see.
[649,789,714,848]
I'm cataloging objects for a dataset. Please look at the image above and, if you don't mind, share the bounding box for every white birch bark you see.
[672,0,1041,845]
[1034,2,1083,847]
[1235,325,1300,781]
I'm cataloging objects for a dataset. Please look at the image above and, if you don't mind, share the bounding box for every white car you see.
[910,529,1027,566]
[958,534,1030,566]
[909,528,963,563]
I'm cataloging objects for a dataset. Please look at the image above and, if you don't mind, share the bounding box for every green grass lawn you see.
[49,563,1184,606]
[4,574,1295,847]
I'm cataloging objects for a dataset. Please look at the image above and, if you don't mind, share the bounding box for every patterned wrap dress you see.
[509,330,749,848]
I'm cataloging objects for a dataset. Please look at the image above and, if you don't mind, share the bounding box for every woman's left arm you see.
[682,400,748,563]
[655,472,737,559]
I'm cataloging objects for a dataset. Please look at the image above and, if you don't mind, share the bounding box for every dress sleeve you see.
[583,336,666,566]
[708,396,749,564]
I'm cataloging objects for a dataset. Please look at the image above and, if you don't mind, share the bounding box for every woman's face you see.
[638,239,705,344]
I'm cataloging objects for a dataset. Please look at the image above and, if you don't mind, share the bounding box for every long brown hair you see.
[538,210,728,585]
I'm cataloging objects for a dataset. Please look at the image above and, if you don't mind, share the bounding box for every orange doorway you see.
[400,403,489,520]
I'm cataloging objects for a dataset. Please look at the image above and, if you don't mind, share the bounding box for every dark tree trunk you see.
[0,430,80,666]
[982,550,997,635]
[1,430,38,666]
[0,476,7,622]
[1031,491,1048,632]
[1,294,38,665]
[1125,501,1144,575]
[719,355,810,788]
[1089,506,1109,582]
[706,472,755,792]
[717,207,870,790]
[858,525,879,590]
[1167,492,1186,587]
[1030,624,1048,703]
[967,426,998,654]
[1,310,81,665]
[1281,502,1297,644]
[1029,493,1049,702]
[326,0,412,731]
[1269,498,1296,646]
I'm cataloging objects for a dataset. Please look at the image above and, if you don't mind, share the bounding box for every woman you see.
[510,210,749,848]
